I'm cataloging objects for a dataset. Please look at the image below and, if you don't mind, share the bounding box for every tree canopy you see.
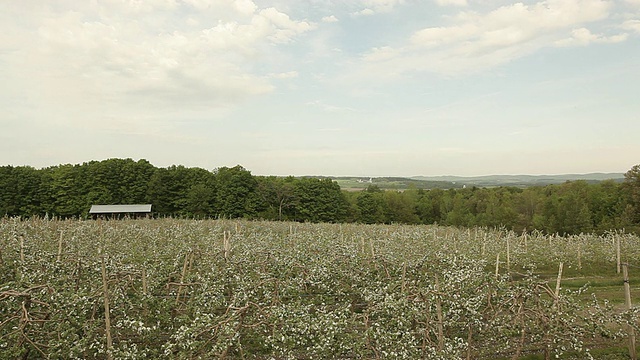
[0,159,638,235]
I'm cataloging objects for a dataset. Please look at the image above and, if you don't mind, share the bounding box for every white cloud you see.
[555,28,628,46]
[267,71,299,79]
[0,0,314,133]
[605,33,628,43]
[622,19,640,33]
[353,8,376,16]
[364,46,401,61]
[322,15,339,22]
[101,0,179,13]
[233,0,258,15]
[180,0,257,14]
[364,0,405,12]
[435,0,468,7]
[258,7,315,43]
[306,100,356,112]
[410,24,479,47]
[0,1,638,176]
[356,0,613,76]
[353,0,405,15]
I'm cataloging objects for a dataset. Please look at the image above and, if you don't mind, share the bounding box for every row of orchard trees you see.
[0,158,639,234]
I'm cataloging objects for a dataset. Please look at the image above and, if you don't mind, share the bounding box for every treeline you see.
[1,158,639,235]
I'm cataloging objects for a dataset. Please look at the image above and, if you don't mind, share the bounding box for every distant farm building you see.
[89,204,152,219]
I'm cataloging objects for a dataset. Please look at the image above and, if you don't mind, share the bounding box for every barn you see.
[89,204,152,219]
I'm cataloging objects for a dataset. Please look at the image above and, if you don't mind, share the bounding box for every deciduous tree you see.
[624,164,640,224]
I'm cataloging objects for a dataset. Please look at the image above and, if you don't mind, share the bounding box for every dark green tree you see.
[186,183,216,218]
[535,181,592,235]
[0,166,44,217]
[443,189,473,227]
[514,188,542,231]
[293,178,348,223]
[47,164,86,217]
[214,165,257,219]
[116,158,156,203]
[383,190,420,224]
[623,164,640,225]
[356,185,386,224]
[484,188,519,229]
[588,180,626,231]
[414,188,444,224]
[147,167,178,215]
[256,176,298,221]
[146,165,212,216]
[0,166,16,216]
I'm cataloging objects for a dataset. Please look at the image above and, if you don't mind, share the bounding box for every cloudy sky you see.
[1,0,639,176]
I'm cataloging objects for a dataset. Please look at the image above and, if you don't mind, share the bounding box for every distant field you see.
[333,173,625,191]
[334,177,461,191]
[1,218,638,359]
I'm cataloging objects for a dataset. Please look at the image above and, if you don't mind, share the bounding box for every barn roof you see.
[89,204,152,214]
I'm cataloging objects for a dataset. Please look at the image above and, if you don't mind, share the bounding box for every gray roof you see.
[89,204,152,214]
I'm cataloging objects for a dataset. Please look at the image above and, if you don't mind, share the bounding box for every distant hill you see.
[411,173,625,188]
[332,173,624,191]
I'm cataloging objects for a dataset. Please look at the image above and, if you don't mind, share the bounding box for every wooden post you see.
[223,231,231,261]
[187,251,194,274]
[176,252,190,306]
[75,258,82,291]
[142,266,148,295]
[554,262,563,309]
[617,235,622,274]
[401,262,407,294]
[466,326,473,360]
[495,253,500,279]
[435,274,444,352]
[19,234,25,263]
[453,231,458,252]
[17,234,25,281]
[57,231,63,262]
[577,243,582,270]
[482,233,487,257]
[623,263,637,360]
[101,255,113,360]
[506,237,511,273]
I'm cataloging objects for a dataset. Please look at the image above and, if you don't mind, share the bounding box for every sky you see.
[1,0,639,177]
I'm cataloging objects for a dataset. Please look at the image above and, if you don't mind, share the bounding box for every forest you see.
[0,158,639,235]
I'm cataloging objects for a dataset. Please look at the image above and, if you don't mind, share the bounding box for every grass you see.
[534,264,640,305]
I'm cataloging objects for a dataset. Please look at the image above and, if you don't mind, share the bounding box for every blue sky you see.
[1,0,639,176]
